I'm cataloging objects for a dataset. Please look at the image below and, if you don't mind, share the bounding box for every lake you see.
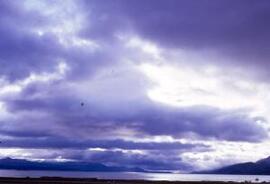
[0,170,268,182]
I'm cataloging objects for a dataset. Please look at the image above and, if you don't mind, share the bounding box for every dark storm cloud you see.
[135,106,268,142]
[2,0,270,81]
[83,0,270,79]
[112,0,270,48]
[66,149,193,171]
[0,127,51,138]
[5,86,268,142]
[0,136,208,151]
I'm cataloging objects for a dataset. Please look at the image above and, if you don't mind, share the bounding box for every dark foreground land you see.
[0,177,267,184]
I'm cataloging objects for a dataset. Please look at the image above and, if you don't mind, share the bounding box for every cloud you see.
[83,0,270,81]
[0,137,208,151]
[5,78,268,142]
[66,149,193,171]
[0,0,109,82]
[0,0,270,171]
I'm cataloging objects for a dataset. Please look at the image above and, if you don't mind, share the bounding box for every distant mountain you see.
[0,157,146,172]
[194,156,270,175]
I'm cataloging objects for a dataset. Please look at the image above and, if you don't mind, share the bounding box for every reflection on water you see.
[0,170,269,182]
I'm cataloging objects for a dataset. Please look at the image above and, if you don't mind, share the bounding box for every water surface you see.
[0,170,269,182]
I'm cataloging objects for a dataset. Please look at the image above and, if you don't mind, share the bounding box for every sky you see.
[0,0,270,172]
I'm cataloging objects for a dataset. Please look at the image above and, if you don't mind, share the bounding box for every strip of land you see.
[0,177,263,184]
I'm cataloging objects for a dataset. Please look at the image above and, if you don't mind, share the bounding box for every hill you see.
[0,157,145,172]
[194,156,270,175]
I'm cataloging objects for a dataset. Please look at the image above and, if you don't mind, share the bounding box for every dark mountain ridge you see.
[194,156,270,175]
[0,157,146,172]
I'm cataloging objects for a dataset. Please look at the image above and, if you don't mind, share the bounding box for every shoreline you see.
[0,177,264,184]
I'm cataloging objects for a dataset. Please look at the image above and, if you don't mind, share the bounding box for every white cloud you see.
[140,63,270,122]
[0,62,68,97]
[0,148,32,159]
[181,140,270,170]
[24,0,99,50]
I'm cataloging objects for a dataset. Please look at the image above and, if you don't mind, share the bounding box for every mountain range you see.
[194,156,270,175]
[0,157,145,172]
[1,156,270,174]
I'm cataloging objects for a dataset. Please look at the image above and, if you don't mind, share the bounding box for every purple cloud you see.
[0,0,269,172]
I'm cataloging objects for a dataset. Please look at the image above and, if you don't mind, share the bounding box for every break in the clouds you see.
[1,0,270,172]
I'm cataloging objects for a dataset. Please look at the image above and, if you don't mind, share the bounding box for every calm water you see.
[0,170,269,182]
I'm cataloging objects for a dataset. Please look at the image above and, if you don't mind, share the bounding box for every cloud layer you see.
[0,0,270,171]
